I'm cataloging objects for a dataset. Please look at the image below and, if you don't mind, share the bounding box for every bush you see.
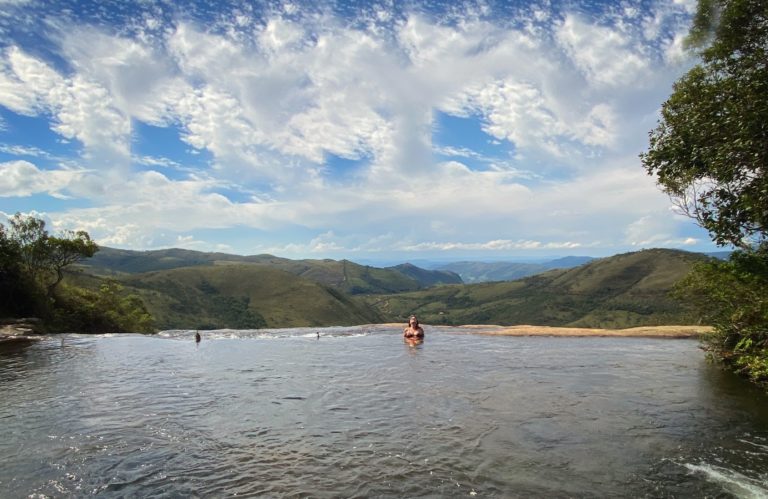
[674,245,768,385]
[52,280,154,333]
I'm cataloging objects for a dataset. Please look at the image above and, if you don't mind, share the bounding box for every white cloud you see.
[133,155,183,170]
[0,160,86,198]
[259,17,305,52]
[0,46,130,164]
[624,214,698,247]
[556,14,649,88]
[0,2,711,257]
[0,144,55,159]
[399,239,586,251]
[664,32,688,63]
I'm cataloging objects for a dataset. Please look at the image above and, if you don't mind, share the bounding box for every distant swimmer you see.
[316,331,320,339]
[403,315,425,341]
[195,331,201,343]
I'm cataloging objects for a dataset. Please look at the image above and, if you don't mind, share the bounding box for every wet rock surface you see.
[0,318,43,342]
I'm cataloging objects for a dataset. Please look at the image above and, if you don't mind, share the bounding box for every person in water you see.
[195,331,201,343]
[403,315,424,340]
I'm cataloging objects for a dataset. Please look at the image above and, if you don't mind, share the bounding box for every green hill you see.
[83,247,249,274]
[83,247,460,294]
[366,249,709,328]
[111,264,385,330]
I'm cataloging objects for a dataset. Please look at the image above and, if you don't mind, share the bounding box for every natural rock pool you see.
[1,326,767,497]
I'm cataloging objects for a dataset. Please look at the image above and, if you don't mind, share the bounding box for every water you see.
[1,326,767,498]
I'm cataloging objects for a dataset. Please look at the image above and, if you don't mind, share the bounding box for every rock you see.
[0,318,43,335]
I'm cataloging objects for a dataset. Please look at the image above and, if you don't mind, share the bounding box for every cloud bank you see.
[0,0,709,259]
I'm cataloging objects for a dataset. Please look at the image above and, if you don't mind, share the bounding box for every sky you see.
[0,0,721,263]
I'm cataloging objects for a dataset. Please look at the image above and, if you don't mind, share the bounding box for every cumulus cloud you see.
[0,160,86,198]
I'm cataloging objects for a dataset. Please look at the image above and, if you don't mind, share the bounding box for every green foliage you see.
[685,0,720,49]
[643,0,768,388]
[6,213,98,297]
[0,213,155,333]
[53,280,154,333]
[641,0,768,249]
[674,245,768,384]
[0,224,46,318]
[45,231,99,295]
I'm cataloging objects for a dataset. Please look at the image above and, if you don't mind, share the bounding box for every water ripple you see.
[1,331,767,497]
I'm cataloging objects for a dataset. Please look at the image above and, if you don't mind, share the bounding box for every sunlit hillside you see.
[366,249,710,328]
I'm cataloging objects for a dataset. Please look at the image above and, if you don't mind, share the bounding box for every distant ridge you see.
[436,256,594,283]
[390,263,462,287]
[367,249,709,328]
[83,247,461,294]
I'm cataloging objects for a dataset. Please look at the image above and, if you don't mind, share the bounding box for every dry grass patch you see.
[440,324,712,338]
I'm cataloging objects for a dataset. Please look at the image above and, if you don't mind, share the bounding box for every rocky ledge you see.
[0,318,44,343]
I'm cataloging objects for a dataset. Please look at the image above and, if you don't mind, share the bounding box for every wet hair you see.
[408,315,418,325]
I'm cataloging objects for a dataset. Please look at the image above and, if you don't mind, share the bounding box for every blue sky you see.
[0,0,720,262]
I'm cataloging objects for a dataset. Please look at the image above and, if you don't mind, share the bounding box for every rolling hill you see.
[112,264,386,330]
[82,247,462,294]
[366,249,709,328]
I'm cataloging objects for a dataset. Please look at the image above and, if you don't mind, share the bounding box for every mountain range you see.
[70,247,711,330]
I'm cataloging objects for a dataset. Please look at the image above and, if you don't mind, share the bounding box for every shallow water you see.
[1,326,767,498]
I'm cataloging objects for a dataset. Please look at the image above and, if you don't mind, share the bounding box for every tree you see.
[674,247,768,383]
[1,214,155,333]
[45,231,98,296]
[0,223,37,317]
[52,280,154,333]
[642,0,768,386]
[8,214,48,284]
[640,0,768,248]
[7,213,98,298]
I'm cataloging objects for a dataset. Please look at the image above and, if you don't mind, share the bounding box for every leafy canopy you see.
[674,246,768,383]
[641,0,768,248]
[7,213,98,296]
[645,0,768,387]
